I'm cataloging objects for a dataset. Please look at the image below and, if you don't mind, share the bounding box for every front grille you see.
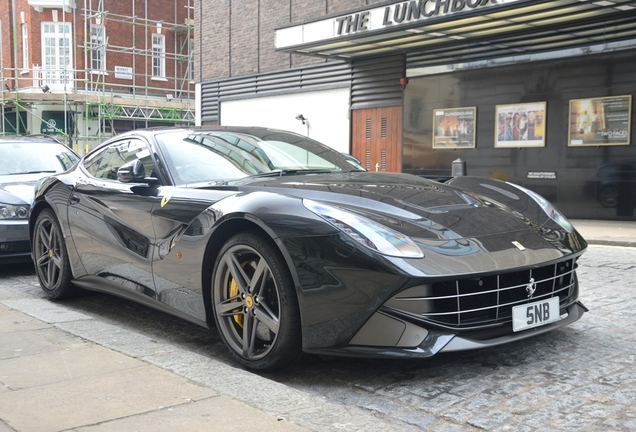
[388,257,579,329]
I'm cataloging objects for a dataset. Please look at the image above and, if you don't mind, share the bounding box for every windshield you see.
[0,141,79,175]
[155,129,362,186]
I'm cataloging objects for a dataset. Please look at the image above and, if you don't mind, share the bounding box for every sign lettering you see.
[338,0,507,36]
[335,12,370,35]
[275,0,519,49]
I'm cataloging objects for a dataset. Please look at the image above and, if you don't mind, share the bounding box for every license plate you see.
[512,297,560,332]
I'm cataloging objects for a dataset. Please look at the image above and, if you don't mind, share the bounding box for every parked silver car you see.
[0,135,79,263]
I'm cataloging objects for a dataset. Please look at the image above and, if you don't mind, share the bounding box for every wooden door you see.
[351,107,402,173]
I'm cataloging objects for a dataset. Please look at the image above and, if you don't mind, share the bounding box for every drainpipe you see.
[11,0,18,91]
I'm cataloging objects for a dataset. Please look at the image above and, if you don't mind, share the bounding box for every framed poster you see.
[495,102,546,148]
[568,95,632,146]
[433,107,476,149]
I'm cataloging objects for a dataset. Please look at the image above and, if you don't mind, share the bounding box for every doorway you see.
[351,106,402,173]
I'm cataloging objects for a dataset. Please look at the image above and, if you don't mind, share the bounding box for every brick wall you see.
[197,0,380,81]
[196,0,230,81]
[1,0,192,95]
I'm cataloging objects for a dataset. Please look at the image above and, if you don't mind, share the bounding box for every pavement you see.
[0,218,634,432]
[569,218,636,248]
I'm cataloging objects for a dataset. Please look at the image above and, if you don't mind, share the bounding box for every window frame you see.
[41,22,73,87]
[152,33,166,79]
[90,24,106,72]
[21,23,29,72]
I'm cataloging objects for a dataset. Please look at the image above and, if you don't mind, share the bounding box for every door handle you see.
[70,194,80,205]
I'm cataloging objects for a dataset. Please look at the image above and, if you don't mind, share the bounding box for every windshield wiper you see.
[249,169,333,178]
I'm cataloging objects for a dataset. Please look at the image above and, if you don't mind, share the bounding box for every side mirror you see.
[117,159,145,183]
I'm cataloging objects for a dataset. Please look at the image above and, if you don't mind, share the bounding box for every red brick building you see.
[0,0,195,154]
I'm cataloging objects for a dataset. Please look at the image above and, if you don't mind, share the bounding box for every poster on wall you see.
[432,107,476,149]
[495,102,546,148]
[568,95,632,146]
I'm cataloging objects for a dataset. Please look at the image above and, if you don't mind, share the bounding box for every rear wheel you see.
[212,232,301,371]
[33,208,77,299]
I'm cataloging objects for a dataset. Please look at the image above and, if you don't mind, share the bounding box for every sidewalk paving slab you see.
[571,219,636,247]
[0,305,309,432]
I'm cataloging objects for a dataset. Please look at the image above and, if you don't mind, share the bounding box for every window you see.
[21,23,29,72]
[83,139,156,182]
[41,23,72,86]
[152,34,165,78]
[90,24,106,71]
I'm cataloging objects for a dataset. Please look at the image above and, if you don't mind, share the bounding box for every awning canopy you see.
[275,0,636,68]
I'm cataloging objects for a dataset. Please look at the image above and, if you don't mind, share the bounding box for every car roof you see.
[0,134,64,144]
[89,126,308,153]
[113,125,298,136]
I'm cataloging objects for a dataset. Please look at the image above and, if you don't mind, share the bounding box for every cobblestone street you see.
[1,245,635,431]
[275,245,636,431]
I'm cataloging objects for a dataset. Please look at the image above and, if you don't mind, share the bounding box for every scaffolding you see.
[0,0,195,153]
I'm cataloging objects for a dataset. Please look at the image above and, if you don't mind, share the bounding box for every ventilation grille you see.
[388,258,579,329]
[200,61,352,123]
[352,54,405,110]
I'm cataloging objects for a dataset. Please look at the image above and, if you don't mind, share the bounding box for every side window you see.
[83,139,156,181]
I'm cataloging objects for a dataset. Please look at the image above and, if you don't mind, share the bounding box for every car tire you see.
[33,208,77,299]
[212,231,302,371]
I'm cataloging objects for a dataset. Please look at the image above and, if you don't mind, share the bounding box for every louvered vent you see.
[351,55,405,110]
[200,61,352,123]
[365,150,371,171]
[381,117,387,139]
[380,149,387,171]
[365,118,372,139]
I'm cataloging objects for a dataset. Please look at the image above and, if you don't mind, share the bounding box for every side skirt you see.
[72,275,210,329]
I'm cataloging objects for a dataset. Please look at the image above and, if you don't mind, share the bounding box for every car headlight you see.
[0,203,30,220]
[507,183,574,233]
[303,199,424,258]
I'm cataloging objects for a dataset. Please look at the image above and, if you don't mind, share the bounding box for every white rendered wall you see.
[220,88,350,153]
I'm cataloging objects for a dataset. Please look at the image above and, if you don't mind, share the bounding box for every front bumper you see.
[303,253,586,358]
[0,220,31,263]
[306,301,587,359]
[439,301,587,352]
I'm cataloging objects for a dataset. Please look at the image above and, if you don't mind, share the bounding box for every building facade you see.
[195,0,636,221]
[1,0,195,154]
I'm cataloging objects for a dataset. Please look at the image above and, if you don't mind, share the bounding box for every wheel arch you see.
[29,199,53,250]
[28,176,72,247]
[29,183,86,278]
[200,216,302,329]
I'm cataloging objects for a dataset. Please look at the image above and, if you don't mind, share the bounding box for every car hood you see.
[0,173,46,204]
[230,172,584,254]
